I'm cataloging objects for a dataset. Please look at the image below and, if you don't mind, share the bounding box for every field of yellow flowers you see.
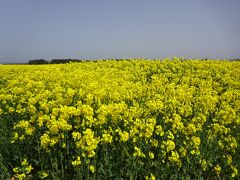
[0,59,239,179]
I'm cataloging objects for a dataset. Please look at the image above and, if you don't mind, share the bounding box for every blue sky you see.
[0,0,239,63]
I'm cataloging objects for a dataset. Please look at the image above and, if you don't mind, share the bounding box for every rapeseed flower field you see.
[0,59,239,179]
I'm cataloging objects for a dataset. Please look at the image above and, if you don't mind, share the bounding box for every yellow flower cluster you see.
[0,59,239,179]
[12,158,33,180]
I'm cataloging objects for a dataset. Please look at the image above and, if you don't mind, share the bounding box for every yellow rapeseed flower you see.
[89,165,95,173]
[72,156,81,166]
[214,164,221,176]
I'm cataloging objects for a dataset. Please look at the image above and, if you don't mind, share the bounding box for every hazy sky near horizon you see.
[0,0,239,63]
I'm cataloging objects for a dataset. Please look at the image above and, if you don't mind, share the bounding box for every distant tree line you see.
[231,59,240,61]
[28,59,49,64]
[27,58,136,64]
[28,59,84,65]
[50,59,85,64]
[27,58,240,65]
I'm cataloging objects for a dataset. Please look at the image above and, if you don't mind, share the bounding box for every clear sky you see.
[0,0,239,63]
